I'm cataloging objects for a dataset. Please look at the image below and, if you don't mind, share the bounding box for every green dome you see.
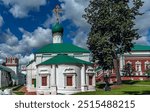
[52,22,64,34]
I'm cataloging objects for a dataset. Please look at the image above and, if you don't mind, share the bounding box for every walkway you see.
[18,86,36,95]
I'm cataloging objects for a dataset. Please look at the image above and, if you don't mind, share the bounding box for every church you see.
[26,19,96,95]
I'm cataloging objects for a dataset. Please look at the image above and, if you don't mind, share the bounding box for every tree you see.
[83,0,143,84]
[122,63,135,76]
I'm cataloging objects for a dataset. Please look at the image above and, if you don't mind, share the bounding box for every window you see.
[145,61,150,70]
[42,76,47,86]
[135,61,141,72]
[32,79,36,87]
[89,76,93,85]
[32,79,34,84]
[67,76,72,86]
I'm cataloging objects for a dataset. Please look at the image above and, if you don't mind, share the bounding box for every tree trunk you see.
[113,57,122,85]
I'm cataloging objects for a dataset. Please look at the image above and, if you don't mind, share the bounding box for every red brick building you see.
[96,44,150,82]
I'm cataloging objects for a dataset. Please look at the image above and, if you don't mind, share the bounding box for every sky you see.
[0,0,149,65]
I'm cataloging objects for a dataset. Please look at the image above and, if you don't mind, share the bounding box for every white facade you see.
[26,53,96,95]
[26,61,36,92]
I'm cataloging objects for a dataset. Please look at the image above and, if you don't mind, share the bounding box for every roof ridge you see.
[35,43,90,54]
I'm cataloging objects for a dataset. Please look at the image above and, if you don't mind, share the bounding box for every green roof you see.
[38,54,92,65]
[132,44,150,51]
[35,43,90,54]
[0,65,17,80]
[95,66,102,72]
[52,22,63,34]
[11,74,18,80]
[0,65,13,73]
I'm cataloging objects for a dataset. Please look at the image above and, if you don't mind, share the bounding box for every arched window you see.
[135,61,141,72]
[145,61,150,70]
[64,68,76,87]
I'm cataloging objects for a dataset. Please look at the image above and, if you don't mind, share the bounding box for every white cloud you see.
[1,0,46,18]
[20,27,52,48]
[135,11,150,36]
[0,15,4,27]
[44,0,90,30]
[56,0,91,48]
[60,0,90,30]
[72,29,88,49]
[58,0,150,47]
[18,53,34,65]
[0,27,52,64]
[134,36,150,45]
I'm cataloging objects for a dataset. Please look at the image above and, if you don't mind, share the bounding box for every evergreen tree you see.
[83,0,143,84]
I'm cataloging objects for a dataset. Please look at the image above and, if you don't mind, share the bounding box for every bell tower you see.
[5,57,19,74]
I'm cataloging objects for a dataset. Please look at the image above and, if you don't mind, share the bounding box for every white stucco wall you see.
[26,61,36,92]
[56,65,81,94]
[36,65,51,95]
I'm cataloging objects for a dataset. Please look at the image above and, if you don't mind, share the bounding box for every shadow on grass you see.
[96,83,113,89]
[141,91,150,95]
[122,80,139,85]
[123,90,150,95]
[123,91,140,95]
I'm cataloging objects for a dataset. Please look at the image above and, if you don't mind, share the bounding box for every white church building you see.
[26,22,96,95]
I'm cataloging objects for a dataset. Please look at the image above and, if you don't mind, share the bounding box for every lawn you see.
[13,92,25,95]
[74,80,150,95]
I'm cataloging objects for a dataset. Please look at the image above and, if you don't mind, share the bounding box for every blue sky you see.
[0,0,149,64]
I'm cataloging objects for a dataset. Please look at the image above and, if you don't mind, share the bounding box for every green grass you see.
[74,80,150,95]
[12,85,23,91]
[122,80,150,85]
[13,92,25,95]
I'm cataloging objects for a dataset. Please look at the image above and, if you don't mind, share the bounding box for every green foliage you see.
[122,63,135,76]
[145,69,150,76]
[14,92,25,95]
[83,0,143,70]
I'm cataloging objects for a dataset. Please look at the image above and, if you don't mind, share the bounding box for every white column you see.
[81,65,88,91]
[93,74,96,87]
[36,70,39,89]
[51,65,57,95]
[27,69,32,91]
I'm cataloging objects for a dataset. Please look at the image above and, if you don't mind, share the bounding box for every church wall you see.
[6,66,18,74]
[36,65,51,95]
[35,54,43,65]
[26,61,37,92]
[35,53,91,65]
[73,53,90,62]
[56,65,81,94]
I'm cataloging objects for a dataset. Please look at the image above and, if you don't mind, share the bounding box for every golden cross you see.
[53,5,63,22]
